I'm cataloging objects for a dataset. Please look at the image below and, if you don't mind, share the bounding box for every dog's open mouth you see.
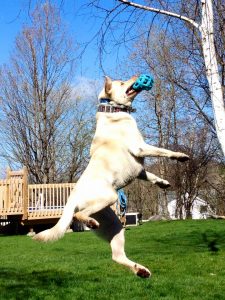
[126,84,139,97]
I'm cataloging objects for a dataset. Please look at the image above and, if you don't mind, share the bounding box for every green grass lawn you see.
[0,220,225,300]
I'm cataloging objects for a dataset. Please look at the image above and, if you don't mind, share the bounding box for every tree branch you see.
[118,0,200,29]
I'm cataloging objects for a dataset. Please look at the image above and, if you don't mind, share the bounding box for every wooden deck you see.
[0,168,75,223]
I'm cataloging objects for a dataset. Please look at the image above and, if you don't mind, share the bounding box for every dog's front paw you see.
[177,154,189,162]
[171,153,189,162]
[156,179,171,189]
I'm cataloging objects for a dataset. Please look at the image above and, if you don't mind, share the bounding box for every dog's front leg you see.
[137,170,170,189]
[132,143,189,162]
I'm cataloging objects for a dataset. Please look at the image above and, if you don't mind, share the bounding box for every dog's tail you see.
[33,190,78,242]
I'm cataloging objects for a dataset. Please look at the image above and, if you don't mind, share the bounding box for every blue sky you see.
[0,0,127,80]
[0,0,135,174]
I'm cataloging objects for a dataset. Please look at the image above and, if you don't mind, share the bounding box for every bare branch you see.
[118,0,200,29]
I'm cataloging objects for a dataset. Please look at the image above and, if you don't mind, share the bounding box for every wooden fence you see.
[0,168,75,221]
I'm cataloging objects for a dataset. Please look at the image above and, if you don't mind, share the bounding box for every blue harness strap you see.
[117,189,127,217]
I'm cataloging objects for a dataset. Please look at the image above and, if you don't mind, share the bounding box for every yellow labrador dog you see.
[34,76,189,278]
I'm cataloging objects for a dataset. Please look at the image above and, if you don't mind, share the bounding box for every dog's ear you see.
[104,76,112,95]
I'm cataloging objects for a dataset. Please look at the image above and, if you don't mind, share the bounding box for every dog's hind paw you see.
[134,264,151,278]
[86,218,99,229]
[136,268,151,278]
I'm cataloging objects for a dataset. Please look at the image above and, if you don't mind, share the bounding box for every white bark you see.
[119,0,225,156]
[119,0,200,28]
[200,0,225,155]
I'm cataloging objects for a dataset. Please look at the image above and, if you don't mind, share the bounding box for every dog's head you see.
[98,76,140,107]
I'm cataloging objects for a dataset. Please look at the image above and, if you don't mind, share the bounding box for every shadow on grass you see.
[0,268,77,299]
[149,228,225,254]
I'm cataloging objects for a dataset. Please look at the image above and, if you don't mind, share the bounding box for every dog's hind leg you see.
[75,211,100,229]
[138,170,170,189]
[93,207,151,278]
[74,188,118,229]
[111,227,151,278]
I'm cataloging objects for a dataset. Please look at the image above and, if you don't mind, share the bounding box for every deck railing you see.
[28,183,76,219]
[0,167,76,220]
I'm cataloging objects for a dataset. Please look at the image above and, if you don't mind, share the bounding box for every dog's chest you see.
[94,113,142,143]
[111,155,144,189]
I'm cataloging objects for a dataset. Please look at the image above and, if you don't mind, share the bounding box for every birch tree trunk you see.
[200,0,225,155]
[119,0,225,156]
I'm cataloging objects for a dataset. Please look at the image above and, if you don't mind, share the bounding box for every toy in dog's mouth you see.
[126,74,154,97]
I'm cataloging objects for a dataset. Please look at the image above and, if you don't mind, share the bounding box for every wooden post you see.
[22,167,28,220]
[6,167,11,179]
[5,167,11,213]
